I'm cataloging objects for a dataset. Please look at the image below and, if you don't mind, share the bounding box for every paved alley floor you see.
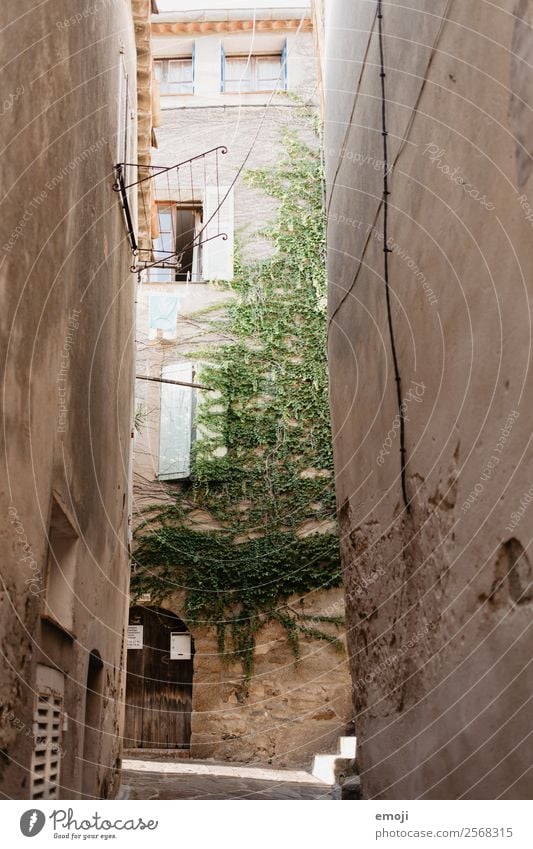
[120,758,335,800]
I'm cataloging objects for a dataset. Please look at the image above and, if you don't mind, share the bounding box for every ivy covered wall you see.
[132,121,343,682]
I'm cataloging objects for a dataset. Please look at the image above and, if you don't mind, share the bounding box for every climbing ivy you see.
[132,118,343,682]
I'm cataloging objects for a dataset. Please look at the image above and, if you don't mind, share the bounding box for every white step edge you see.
[122,759,324,785]
[311,737,357,785]
[311,753,338,785]
[337,736,357,759]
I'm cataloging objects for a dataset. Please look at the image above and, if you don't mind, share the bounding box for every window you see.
[155,57,194,94]
[150,188,234,283]
[222,49,286,93]
[150,203,203,282]
[158,362,196,480]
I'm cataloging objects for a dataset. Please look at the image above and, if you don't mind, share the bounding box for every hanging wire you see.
[377,0,410,512]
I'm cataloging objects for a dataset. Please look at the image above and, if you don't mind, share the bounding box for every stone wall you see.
[156,588,351,767]
[326,0,533,799]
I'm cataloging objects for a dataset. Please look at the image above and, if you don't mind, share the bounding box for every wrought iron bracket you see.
[112,146,229,276]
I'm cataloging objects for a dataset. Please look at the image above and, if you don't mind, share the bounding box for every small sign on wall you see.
[170,632,191,660]
[128,625,143,649]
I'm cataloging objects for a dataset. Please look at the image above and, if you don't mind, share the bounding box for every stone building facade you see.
[0,0,155,800]
[129,5,352,767]
[325,0,533,798]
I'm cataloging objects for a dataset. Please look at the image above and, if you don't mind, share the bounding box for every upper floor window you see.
[222,48,286,93]
[155,57,194,94]
[150,187,234,284]
[150,202,203,283]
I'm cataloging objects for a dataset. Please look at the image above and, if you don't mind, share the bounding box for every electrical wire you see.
[377,0,410,511]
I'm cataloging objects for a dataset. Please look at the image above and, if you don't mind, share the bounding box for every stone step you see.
[337,736,357,759]
[122,758,325,785]
[311,736,357,785]
[311,753,338,785]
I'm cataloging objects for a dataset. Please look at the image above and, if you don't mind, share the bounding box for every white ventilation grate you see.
[30,692,63,799]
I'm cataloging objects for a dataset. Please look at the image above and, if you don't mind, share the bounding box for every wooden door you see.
[124,606,193,749]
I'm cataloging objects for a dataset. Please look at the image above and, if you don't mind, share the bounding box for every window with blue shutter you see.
[222,53,284,93]
[154,58,194,94]
[281,39,288,90]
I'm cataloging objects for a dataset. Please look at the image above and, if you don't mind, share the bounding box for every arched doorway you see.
[82,650,104,797]
[124,606,194,749]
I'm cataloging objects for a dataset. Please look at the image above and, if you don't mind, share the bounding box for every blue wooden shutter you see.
[282,39,288,90]
[158,362,194,480]
[220,44,225,92]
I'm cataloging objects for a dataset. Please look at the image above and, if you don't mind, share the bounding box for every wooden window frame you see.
[150,201,204,283]
[222,51,286,94]
[155,56,194,95]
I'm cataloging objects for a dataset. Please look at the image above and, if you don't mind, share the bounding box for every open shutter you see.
[158,362,195,480]
[192,41,196,92]
[281,39,288,90]
[220,44,225,92]
[202,186,234,281]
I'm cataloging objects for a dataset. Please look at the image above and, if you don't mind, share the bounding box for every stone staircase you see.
[311,735,357,785]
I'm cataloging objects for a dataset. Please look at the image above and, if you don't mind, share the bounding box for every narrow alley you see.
[0,0,532,845]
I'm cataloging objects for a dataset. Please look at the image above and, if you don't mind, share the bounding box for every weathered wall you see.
[0,0,144,799]
[326,0,533,798]
[152,588,351,767]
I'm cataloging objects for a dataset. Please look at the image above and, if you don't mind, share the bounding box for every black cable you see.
[377,0,410,511]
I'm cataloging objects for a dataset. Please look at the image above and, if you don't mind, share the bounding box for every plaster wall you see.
[326,0,533,799]
[0,0,142,799]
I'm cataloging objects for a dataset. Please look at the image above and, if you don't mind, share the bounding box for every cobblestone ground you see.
[121,769,336,800]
